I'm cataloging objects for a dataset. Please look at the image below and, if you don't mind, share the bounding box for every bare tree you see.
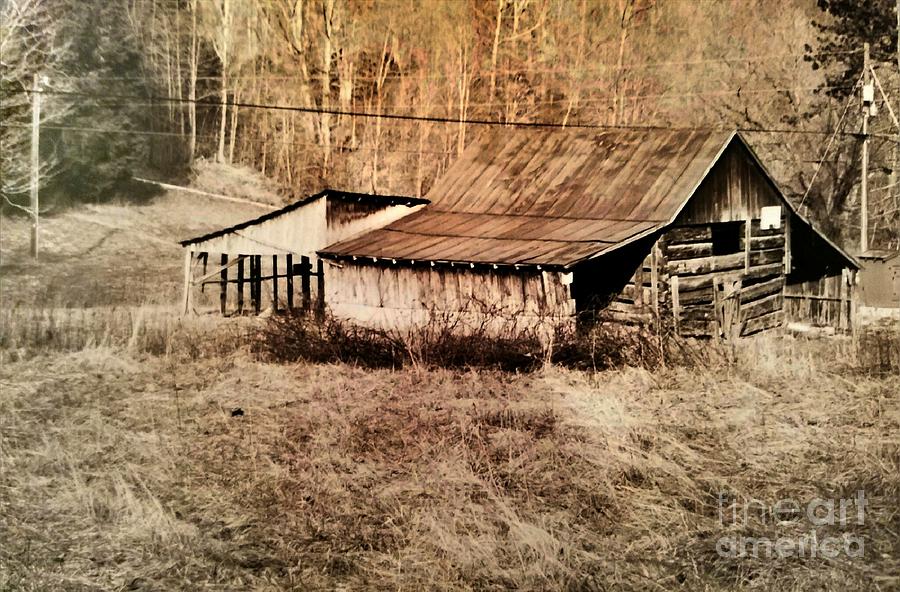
[0,0,70,221]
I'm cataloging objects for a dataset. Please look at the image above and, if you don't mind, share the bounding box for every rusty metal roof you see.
[321,128,734,267]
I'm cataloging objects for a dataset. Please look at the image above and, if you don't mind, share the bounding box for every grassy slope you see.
[0,177,273,307]
[0,184,898,590]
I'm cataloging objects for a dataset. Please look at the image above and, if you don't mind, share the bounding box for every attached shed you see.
[318,129,859,338]
[857,249,900,309]
[179,189,427,315]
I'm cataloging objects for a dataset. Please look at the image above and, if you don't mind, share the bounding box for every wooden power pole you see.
[860,43,871,254]
[29,75,42,260]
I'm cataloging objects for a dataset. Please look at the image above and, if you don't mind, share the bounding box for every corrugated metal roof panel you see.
[320,128,735,266]
[319,215,655,268]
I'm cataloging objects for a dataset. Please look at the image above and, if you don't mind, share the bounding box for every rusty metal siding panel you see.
[858,255,900,308]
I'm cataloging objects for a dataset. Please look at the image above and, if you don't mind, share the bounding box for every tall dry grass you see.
[0,306,897,590]
[0,304,253,362]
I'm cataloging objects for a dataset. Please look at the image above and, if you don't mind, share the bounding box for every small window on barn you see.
[711,222,742,256]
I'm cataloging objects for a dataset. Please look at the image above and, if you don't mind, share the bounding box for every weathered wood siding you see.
[325,262,575,335]
[187,198,326,257]
[784,213,858,331]
[326,201,426,249]
[675,140,782,225]
[784,270,856,330]
[185,198,422,258]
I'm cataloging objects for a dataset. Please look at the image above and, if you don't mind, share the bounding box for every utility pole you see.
[860,43,871,254]
[29,75,41,260]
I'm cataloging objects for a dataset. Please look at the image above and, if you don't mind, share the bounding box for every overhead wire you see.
[6,88,875,138]
[797,74,863,210]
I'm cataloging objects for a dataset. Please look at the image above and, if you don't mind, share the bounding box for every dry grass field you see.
[1,192,898,591]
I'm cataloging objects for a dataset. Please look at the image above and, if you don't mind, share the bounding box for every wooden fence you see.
[183,251,324,317]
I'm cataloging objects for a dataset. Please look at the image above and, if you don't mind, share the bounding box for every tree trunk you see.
[188,0,198,161]
[217,72,228,162]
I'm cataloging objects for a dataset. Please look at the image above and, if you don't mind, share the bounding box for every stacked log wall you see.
[661,220,786,337]
[606,219,788,337]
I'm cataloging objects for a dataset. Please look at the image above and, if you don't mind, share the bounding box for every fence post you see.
[316,258,325,321]
[220,253,228,315]
[301,255,311,314]
[272,255,279,313]
[237,255,245,314]
[253,255,262,314]
[286,254,294,311]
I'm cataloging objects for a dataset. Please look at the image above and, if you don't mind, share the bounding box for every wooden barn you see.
[179,189,427,315]
[317,129,860,338]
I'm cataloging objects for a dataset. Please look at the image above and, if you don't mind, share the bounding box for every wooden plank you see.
[671,275,681,335]
[200,252,209,293]
[739,276,784,302]
[219,253,228,315]
[667,252,744,276]
[666,225,712,244]
[750,235,785,250]
[782,294,843,301]
[679,319,715,337]
[237,255,245,313]
[600,308,653,325]
[252,255,261,314]
[286,254,294,311]
[742,310,783,336]
[181,250,193,315]
[741,292,781,322]
[301,255,311,313]
[784,215,792,273]
[744,219,751,271]
[272,255,279,312]
[679,285,715,305]
[681,303,715,322]
[316,259,325,320]
[678,262,783,292]
[749,248,784,267]
[666,242,713,261]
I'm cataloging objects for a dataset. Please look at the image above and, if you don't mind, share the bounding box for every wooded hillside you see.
[2,0,898,248]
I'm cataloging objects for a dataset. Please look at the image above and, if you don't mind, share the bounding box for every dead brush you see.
[257,309,711,373]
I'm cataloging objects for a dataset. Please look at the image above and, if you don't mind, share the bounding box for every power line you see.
[19,82,858,111]
[797,75,863,210]
[7,88,874,137]
[0,122,457,156]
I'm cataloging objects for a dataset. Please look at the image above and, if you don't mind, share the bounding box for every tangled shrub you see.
[257,312,699,372]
